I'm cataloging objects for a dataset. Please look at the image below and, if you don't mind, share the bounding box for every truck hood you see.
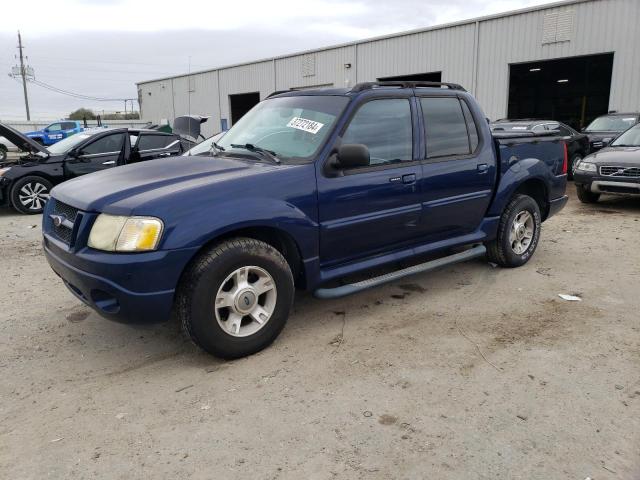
[0,123,49,155]
[51,155,283,214]
[585,146,640,166]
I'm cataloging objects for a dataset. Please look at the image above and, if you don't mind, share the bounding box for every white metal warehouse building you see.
[137,0,640,137]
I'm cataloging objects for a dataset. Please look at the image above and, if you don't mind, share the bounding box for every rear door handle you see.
[477,163,489,174]
[102,160,116,165]
[402,173,417,184]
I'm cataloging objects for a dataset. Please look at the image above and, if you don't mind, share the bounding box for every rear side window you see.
[62,122,76,130]
[421,97,470,158]
[137,134,179,151]
[82,133,125,155]
[342,98,413,165]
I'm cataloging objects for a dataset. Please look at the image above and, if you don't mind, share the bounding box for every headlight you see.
[0,167,11,177]
[88,214,163,252]
[576,161,597,172]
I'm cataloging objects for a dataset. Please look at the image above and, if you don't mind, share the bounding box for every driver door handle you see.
[102,160,116,165]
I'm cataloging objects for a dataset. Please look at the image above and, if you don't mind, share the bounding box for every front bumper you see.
[44,234,199,324]
[574,172,640,196]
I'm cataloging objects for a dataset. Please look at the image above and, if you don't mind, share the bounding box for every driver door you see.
[64,131,127,178]
[316,96,423,266]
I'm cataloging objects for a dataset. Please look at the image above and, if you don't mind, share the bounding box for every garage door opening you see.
[507,53,613,130]
[378,72,442,83]
[229,92,260,125]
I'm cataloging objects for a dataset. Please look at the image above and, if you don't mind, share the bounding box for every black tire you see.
[485,194,542,268]
[0,146,7,161]
[177,237,294,359]
[10,176,53,214]
[576,184,600,203]
[568,154,581,180]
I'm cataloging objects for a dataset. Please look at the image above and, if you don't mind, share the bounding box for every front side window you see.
[82,133,125,155]
[421,97,470,158]
[47,123,62,132]
[341,98,413,166]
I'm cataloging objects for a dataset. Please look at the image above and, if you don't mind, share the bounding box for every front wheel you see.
[177,238,294,359]
[10,176,53,214]
[486,194,542,268]
[576,184,600,203]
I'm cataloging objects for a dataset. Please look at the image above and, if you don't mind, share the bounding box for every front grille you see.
[52,200,80,244]
[600,166,640,178]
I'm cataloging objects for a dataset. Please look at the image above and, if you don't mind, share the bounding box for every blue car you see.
[43,81,568,358]
[25,120,85,146]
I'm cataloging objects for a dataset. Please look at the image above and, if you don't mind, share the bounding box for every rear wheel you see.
[486,194,542,268]
[10,176,53,214]
[177,238,294,359]
[576,184,600,203]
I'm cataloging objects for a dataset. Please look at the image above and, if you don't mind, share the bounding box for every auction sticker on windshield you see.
[287,117,324,134]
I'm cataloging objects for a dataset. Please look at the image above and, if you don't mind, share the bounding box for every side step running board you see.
[313,244,487,299]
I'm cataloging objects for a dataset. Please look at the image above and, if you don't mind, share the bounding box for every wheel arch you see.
[179,225,308,290]
[513,178,549,220]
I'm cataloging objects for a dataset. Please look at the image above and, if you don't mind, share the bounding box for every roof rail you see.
[350,81,466,92]
[267,88,301,98]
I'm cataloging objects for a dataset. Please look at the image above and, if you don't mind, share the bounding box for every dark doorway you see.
[507,53,614,130]
[378,72,442,83]
[229,92,260,125]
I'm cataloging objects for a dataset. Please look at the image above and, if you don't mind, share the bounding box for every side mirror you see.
[581,127,586,133]
[337,144,370,169]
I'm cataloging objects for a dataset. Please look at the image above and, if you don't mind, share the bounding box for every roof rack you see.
[267,89,294,98]
[350,81,466,92]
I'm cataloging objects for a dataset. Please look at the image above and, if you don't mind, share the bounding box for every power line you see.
[27,78,137,103]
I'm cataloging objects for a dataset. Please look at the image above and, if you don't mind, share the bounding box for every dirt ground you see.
[1,186,639,480]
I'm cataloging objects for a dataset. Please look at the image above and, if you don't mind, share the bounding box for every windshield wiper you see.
[209,142,226,156]
[612,144,637,147]
[230,143,281,164]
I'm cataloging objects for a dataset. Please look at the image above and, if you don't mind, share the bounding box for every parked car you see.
[24,120,89,146]
[583,112,640,151]
[491,119,589,178]
[0,136,20,161]
[573,122,640,203]
[0,124,187,214]
[42,81,568,359]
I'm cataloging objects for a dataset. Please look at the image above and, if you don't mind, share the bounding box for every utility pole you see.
[17,31,31,121]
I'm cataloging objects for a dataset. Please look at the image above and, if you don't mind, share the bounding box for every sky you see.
[1,0,559,120]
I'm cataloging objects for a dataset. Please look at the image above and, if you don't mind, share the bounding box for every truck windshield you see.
[611,124,640,147]
[585,115,638,132]
[47,133,92,155]
[216,95,349,162]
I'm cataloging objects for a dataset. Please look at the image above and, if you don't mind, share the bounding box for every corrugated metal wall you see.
[138,0,640,129]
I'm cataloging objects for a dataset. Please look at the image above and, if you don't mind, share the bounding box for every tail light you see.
[562,142,568,175]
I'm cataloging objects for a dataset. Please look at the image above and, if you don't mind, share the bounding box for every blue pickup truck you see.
[25,120,85,146]
[43,81,568,358]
